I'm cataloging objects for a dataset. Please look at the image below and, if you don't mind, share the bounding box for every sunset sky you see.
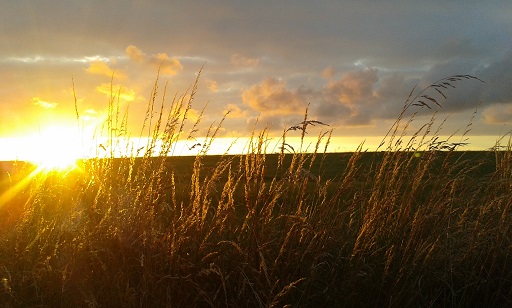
[1,1,511,160]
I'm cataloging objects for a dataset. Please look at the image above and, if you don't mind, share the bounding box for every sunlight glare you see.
[32,146,80,171]
[14,126,86,171]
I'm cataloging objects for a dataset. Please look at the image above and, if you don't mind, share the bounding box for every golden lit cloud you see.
[86,61,126,79]
[170,105,202,125]
[125,45,146,63]
[86,61,113,76]
[32,97,57,109]
[223,103,248,118]
[315,68,380,126]
[206,79,218,92]
[322,66,336,81]
[125,45,182,75]
[231,53,260,67]
[149,53,182,75]
[186,108,201,123]
[326,68,378,105]
[96,83,136,101]
[242,78,307,115]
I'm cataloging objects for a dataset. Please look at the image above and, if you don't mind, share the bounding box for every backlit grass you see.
[0,71,511,307]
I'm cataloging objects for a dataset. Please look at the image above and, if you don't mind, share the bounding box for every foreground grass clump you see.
[0,73,511,307]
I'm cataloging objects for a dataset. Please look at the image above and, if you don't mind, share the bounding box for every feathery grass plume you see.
[3,70,512,307]
[378,74,483,152]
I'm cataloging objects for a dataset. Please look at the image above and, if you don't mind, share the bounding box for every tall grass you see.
[0,71,511,307]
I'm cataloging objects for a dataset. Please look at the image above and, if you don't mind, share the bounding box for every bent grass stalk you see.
[0,71,510,307]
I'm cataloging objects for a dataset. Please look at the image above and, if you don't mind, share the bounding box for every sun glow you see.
[30,146,80,171]
[3,126,87,172]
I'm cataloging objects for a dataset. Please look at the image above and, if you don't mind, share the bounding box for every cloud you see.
[86,61,113,76]
[313,52,512,127]
[433,38,487,61]
[231,53,260,67]
[483,104,512,124]
[148,53,183,75]
[206,79,218,92]
[32,97,57,109]
[125,45,146,63]
[170,104,202,125]
[314,68,381,126]
[416,51,512,113]
[96,83,136,102]
[374,73,416,102]
[81,109,98,122]
[125,45,183,75]
[322,66,336,81]
[479,51,512,104]
[242,78,308,115]
[86,61,126,79]
[326,68,378,105]
[186,108,201,123]
[223,103,248,118]
[242,68,402,128]
[238,56,512,131]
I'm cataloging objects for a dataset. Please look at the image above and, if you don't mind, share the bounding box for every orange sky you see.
[1,1,511,160]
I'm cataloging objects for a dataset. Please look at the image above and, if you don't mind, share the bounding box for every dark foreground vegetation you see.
[1,73,511,307]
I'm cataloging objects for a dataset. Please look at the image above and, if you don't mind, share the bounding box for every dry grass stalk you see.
[1,71,511,307]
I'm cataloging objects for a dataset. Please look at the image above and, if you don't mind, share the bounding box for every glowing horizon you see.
[0,132,506,164]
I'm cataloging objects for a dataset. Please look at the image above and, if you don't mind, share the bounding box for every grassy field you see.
[0,73,511,307]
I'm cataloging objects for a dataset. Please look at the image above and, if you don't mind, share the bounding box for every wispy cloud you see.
[231,53,260,67]
[32,97,57,109]
[2,55,118,64]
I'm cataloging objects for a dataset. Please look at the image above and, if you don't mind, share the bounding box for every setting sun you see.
[3,126,87,172]
[30,147,80,171]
